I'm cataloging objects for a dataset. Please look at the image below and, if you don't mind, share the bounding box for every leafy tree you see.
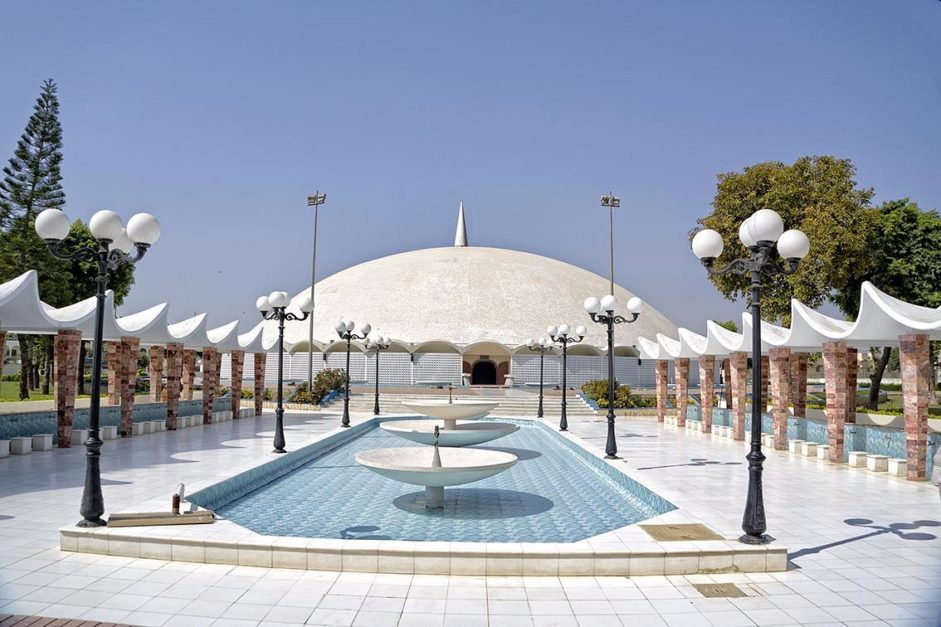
[695,156,877,323]
[833,199,941,408]
[0,79,68,399]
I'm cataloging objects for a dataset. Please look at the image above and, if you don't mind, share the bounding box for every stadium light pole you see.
[600,192,620,295]
[306,192,326,395]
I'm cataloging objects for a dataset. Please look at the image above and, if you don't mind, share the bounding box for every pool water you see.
[210,420,674,542]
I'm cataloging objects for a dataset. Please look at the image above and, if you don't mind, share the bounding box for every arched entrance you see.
[471,360,497,385]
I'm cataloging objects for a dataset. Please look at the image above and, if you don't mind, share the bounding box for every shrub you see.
[240,388,254,399]
[1,373,20,382]
[263,387,273,401]
[291,390,318,404]
[217,386,230,397]
[581,379,634,408]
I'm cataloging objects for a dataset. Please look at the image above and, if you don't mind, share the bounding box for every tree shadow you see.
[788,518,940,567]
[340,525,391,540]
[636,458,742,470]
[393,488,553,520]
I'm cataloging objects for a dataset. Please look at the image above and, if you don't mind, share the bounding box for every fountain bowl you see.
[355,447,518,487]
[401,400,499,424]
[381,420,519,447]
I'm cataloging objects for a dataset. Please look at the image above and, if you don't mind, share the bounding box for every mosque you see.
[233,203,693,389]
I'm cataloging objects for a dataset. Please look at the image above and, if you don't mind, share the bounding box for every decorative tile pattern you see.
[182,349,197,400]
[230,350,244,417]
[53,329,81,448]
[201,347,219,425]
[120,336,140,437]
[769,348,790,451]
[675,358,689,427]
[790,352,807,418]
[253,352,267,415]
[900,334,930,480]
[823,341,848,462]
[656,359,667,423]
[730,352,747,441]
[165,342,183,430]
[698,356,714,433]
[148,345,164,402]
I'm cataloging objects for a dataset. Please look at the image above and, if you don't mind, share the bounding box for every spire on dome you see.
[454,200,468,247]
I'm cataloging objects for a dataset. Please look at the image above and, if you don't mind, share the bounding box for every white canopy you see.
[637,281,941,361]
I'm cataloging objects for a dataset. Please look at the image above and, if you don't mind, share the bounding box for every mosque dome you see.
[280,205,677,353]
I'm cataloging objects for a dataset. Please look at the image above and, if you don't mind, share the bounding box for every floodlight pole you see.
[306,192,326,394]
[601,192,620,295]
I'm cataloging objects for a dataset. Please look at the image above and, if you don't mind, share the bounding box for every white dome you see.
[280,246,677,351]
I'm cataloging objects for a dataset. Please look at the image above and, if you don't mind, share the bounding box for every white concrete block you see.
[131,422,145,436]
[866,454,888,472]
[31,434,53,451]
[888,458,907,477]
[11,438,32,455]
[847,451,868,467]
[153,420,165,432]
[142,421,154,434]
[0,439,8,457]
[788,439,805,454]
[101,425,118,440]
[800,441,817,457]
[761,434,775,448]
[816,444,829,460]
[71,429,89,446]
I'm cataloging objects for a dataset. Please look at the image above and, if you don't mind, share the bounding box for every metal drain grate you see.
[639,523,725,541]
[692,583,748,598]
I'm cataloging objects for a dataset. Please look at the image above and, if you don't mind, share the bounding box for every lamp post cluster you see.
[364,335,391,415]
[256,291,312,454]
[336,320,371,427]
[692,208,809,544]
[547,324,585,432]
[584,294,644,460]
[524,337,553,418]
[35,208,161,527]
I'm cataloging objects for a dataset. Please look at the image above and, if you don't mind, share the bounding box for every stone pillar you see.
[106,341,121,405]
[54,329,82,448]
[655,360,667,423]
[148,345,164,402]
[900,334,930,481]
[182,349,197,400]
[675,358,689,427]
[201,348,218,424]
[760,355,769,412]
[790,352,807,418]
[823,341,849,463]
[769,348,790,451]
[698,355,715,433]
[846,347,858,423]
[730,352,747,441]
[165,343,183,430]
[120,336,140,437]
[254,352,267,416]
[230,350,245,417]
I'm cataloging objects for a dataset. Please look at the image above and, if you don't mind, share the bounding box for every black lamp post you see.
[364,335,391,415]
[547,324,585,431]
[257,291,312,454]
[36,208,161,527]
[692,209,809,544]
[584,294,644,460]
[335,319,371,427]
[525,337,552,418]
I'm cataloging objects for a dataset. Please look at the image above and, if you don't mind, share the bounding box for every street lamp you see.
[36,208,160,527]
[305,192,326,395]
[257,291,312,453]
[336,319,371,427]
[584,294,644,460]
[547,324,585,431]
[691,208,809,544]
[364,334,391,415]
[600,192,620,295]
[525,337,552,418]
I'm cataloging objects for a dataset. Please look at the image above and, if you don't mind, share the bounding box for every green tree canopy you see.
[695,156,877,322]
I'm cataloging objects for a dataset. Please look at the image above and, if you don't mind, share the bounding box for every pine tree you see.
[0,79,67,399]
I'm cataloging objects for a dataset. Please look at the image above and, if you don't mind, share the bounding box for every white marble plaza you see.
[1,408,939,626]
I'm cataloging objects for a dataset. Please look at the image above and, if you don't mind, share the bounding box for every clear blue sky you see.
[1,1,939,333]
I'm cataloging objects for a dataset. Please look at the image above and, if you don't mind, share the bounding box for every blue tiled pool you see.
[198,419,675,543]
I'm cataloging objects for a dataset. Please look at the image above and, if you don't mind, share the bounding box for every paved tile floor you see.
[1,410,939,626]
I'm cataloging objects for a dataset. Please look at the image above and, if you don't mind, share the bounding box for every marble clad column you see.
[655,360,667,423]
[846,347,858,423]
[760,355,770,412]
[106,341,120,405]
[120,336,140,437]
[165,343,183,430]
[253,353,267,415]
[769,348,791,451]
[675,358,689,427]
[182,349,197,400]
[730,352,747,441]
[790,352,807,418]
[698,355,715,433]
[900,334,930,481]
[202,348,218,424]
[149,345,164,402]
[230,351,245,417]
[823,341,849,463]
[54,329,82,448]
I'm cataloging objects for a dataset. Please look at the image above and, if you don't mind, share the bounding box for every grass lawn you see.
[0,380,104,403]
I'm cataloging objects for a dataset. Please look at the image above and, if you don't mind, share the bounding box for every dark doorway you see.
[472,361,497,385]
